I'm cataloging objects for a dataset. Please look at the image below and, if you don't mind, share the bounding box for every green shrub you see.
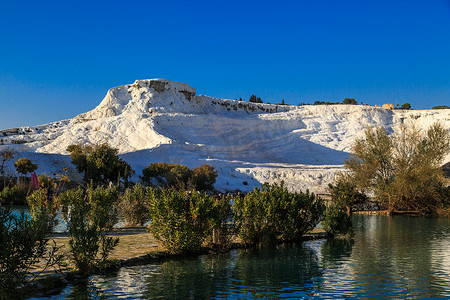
[142,163,218,191]
[119,184,150,226]
[233,182,325,247]
[208,193,234,247]
[322,206,353,236]
[147,188,218,254]
[0,185,28,205]
[26,188,59,230]
[61,185,120,275]
[0,207,63,297]
[328,173,368,214]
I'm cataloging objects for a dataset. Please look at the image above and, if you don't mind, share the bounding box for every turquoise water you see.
[42,215,450,299]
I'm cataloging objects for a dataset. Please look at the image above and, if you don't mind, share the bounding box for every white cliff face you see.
[1,79,449,193]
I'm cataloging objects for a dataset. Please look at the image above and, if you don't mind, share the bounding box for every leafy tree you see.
[343,98,357,105]
[432,105,449,109]
[119,184,150,226]
[0,148,15,181]
[14,158,37,176]
[401,103,411,110]
[192,164,218,190]
[67,143,134,184]
[345,123,450,213]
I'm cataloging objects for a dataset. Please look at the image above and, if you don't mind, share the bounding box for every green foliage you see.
[322,206,353,236]
[26,189,59,230]
[343,98,358,105]
[165,164,193,187]
[119,184,150,226]
[432,105,449,109]
[192,165,218,191]
[147,188,223,254]
[67,143,134,184]
[400,103,411,110]
[233,182,325,246]
[142,163,218,191]
[0,184,28,205]
[314,100,340,105]
[0,207,63,297]
[345,123,450,213]
[14,158,37,176]
[61,185,120,275]
[328,173,368,213]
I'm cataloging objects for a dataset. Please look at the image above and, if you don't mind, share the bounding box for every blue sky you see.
[1,0,449,129]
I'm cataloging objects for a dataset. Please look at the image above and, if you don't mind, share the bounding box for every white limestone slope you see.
[1,79,449,193]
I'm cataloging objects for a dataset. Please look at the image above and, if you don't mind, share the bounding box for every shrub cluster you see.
[147,188,221,254]
[233,182,325,247]
[0,184,28,205]
[142,163,218,191]
[58,185,120,275]
[0,207,62,298]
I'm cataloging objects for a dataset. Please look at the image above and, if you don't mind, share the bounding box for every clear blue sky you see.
[1,0,449,129]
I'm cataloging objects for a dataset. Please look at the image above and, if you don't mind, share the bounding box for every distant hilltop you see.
[1,79,449,193]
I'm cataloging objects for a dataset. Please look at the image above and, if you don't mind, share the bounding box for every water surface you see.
[42,215,450,299]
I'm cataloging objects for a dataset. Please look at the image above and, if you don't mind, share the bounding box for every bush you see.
[147,188,219,254]
[61,185,120,275]
[142,163,218,191]
[26,188,59,230]
[328,173,368,214]
[0,185,28,205]
[322,206,353,237]
[119,184,150,226]
[0,207,63,297]
[233,182,325,247]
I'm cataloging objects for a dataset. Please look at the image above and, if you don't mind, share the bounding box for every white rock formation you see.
[1,79,449,193]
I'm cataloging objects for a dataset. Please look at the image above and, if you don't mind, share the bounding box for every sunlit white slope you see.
[1,79,449,193]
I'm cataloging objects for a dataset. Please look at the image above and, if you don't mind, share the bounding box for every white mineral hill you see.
[1,79,449,193]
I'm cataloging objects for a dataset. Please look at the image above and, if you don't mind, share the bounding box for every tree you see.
[192,164,218,190]
[343,98,357,105]
[0,148,15,178]
[14,158,37,176]
[67,143,134,184]
[401,103,411,110]
[345,123,450,213]
[249,95,263,103]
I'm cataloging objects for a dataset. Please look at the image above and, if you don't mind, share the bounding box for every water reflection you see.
[41,215,450,299]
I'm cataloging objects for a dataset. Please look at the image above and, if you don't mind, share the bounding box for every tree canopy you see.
[67,143,134,184]
[344,123,450,214]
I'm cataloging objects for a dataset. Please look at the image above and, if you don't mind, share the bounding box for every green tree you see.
[401,103,411,110]
[192,164,218,190]
[67,143,134,184]
[14,158,37,176]
[345,123,450,213]
[343,98,357,105]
